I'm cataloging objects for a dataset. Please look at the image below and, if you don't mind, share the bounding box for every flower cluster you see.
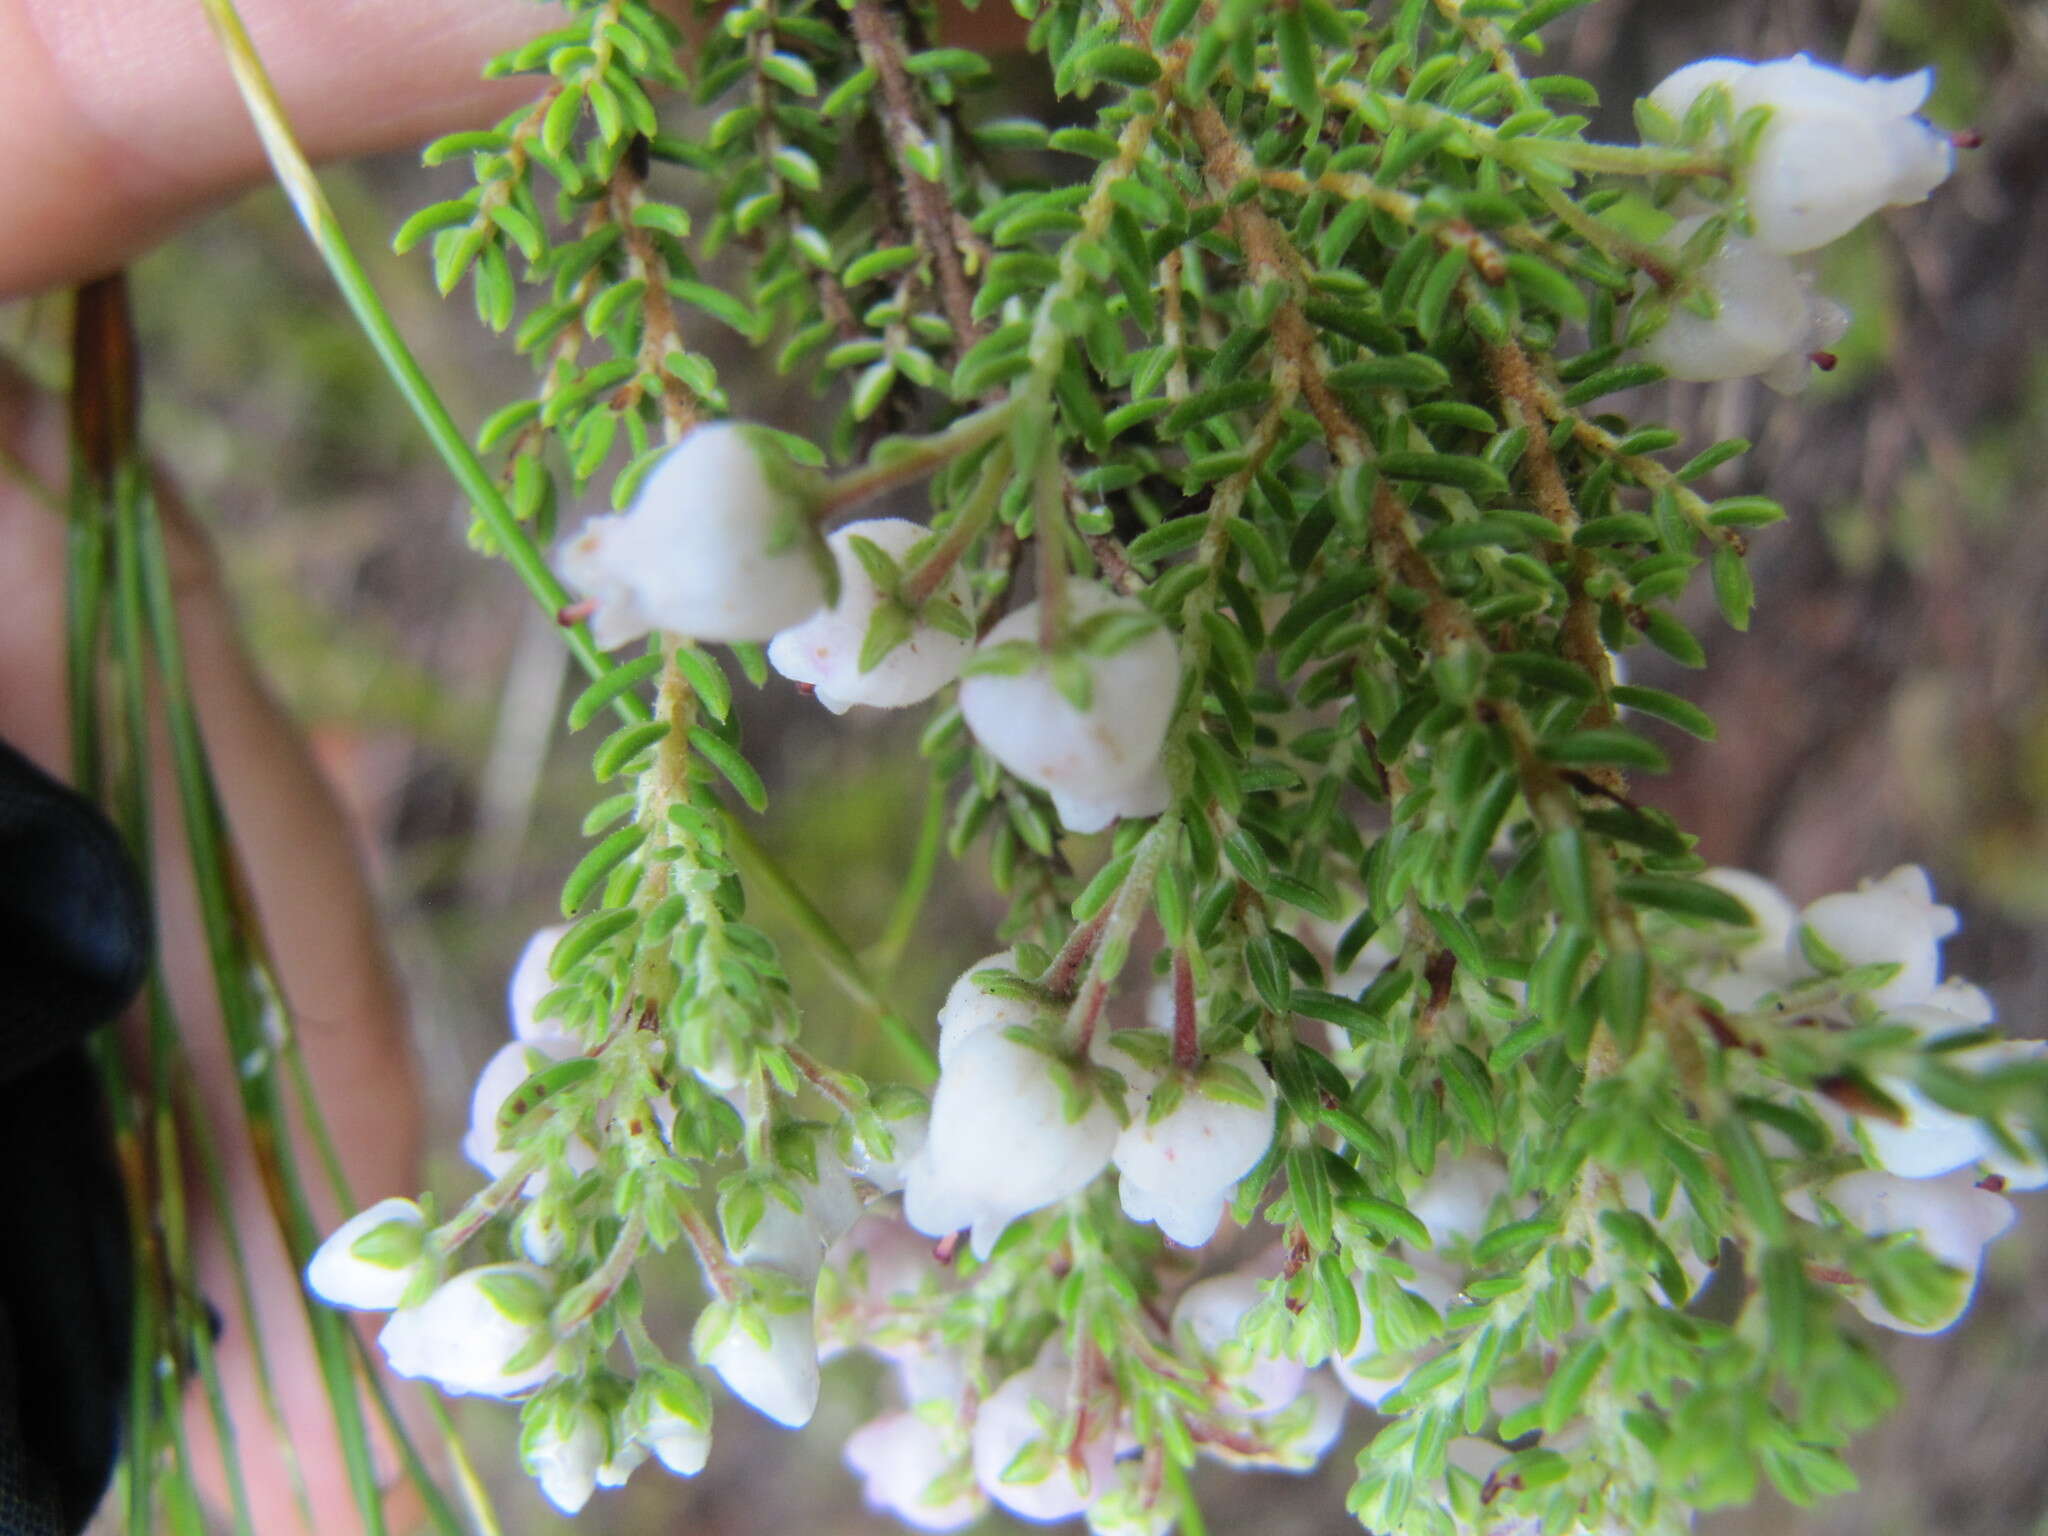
[308,845,2043,1529]
[1636,54,1962,389]
[358,1,2029,1529]
[1685,865,2038,1334]
[563,423,1182,838]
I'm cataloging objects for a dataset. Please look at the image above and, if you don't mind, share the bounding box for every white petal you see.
[508,924,571,1040]
[767,517,973,711]
[959,583,1180,820]
[305,1197,425,1312]
[704,1304,822,1428]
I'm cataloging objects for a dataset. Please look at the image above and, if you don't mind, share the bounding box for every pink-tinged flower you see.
[844,1412,985,1531]
[969,1356,1117,1523]
[959,582,1179,834]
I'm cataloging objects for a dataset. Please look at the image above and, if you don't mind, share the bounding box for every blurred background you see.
[10,0,2044,1530]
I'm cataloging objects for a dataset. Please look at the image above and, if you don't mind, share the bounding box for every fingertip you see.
[0,0,555,297]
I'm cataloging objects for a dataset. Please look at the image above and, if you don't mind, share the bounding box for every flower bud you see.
[1643,219,1846,390]
[629,1370,714,1477]
[936,952,1041,1064]
[1171,1272,1305,1416]
[767,517,972,712]
[513,1193,572,1267]
[1813,1170,2015,1334]
[1798,863,1958,1008]
[904,1027,1118,1258]
[1194,1369,1349,1472]
[958,582,1179,833]
[378,1263,563,1398]
[969,1358,1116,1522]
[508,923,570,1041]
[697,1286,822,1428]
[559,422,829,646]
[1405,1155,1509,1253]
[305,1197,427,1312]
[1112,1050,1276,1249]
[844,1411,985,1531]
[1085,1459,1178,1536]
[462,1036,599,1185]
[1646,54,1955,253]
[731,1149,863,1285]
[1700,868,1799,956]
[845,1105,929,1194]
[1334,1258,1462,1408]
[522,1397,607,1515]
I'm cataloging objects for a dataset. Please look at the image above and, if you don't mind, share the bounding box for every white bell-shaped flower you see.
[1048,759,1173,837]
[1334,1257,1462,1408]
[1861,1029,2048,1189]
[846,1106,930,1194]
[305,1196,427,1312]
[1085,1458,1179,1536]
[1645,58,1755,126]
[845,1411,985,1531]
[936,952,1042,1065]
[970,1356,1117,1523]
[1972,1040,2048,1190]
[826,1214,948,1314]
[1196,1369,1350,1472]
[904,1026,1118,1258]
[958,583,1179,833]
[559,422,828,646]
[1854,1003,2001,1180]
[767,517,973,712]
[1798,863,1958,1007]
[1928,977,1996,1025]
[1172,1271,1306,1416]
[1701,868,1800,955]
[523,1399,608,1515]
[629,1374,714,1477]
[894,1346,971,1410]
[512,1191,572,1267]
[732,1149,864,1285]
[596,1437,647,1491]
[1816,1169,2016,1334]
[1117,1177,1229,1252]
[462,1036,599,1184]
[699,1291,823,1428]
[377,1263,563,1398]
[1406,1155,1509,1252]
[1112,1050,1276,1249]
[508,924,570,1040]
[1644,219,1846,390]
[1858,1079,1993,1182]
[1646,54,1955,253]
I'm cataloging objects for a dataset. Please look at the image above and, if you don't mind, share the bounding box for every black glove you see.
[0,736,148,1536]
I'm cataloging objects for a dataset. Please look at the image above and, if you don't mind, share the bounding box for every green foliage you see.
[354,0,2048,1532]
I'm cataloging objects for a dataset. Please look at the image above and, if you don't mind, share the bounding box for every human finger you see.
[0,0,552,297]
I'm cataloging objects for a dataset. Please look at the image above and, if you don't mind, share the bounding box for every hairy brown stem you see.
[848,0,984,349]
[1483,336,1616,735]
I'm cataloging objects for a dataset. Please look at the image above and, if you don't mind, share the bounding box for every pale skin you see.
[2,3,557,1531]
[1,0,1025,1528]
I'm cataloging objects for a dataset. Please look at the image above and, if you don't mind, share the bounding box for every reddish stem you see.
[1045,911,1110,1000]
[1072,978,1109,1057]
[1171,949,1199,1071]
